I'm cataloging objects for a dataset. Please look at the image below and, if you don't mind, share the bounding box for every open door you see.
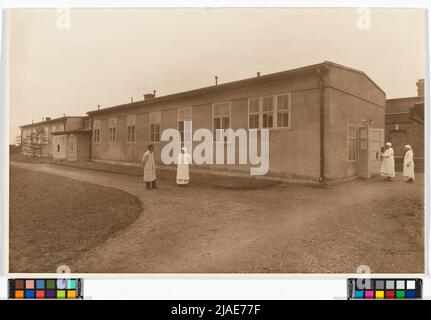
[368,128,384,175]
[358,127,384,178]
[358,126,369,178]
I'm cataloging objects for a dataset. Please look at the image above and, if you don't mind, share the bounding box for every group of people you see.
[141,141,415,189]
[380,142,415,183]
[141,144,192,190]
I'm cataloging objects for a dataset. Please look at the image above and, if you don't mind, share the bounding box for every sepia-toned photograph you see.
[8,8,425,274]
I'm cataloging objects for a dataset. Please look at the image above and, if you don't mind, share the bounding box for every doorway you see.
[358,127,384,178]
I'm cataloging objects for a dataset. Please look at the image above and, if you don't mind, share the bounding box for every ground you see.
[9,158,424,274]
[9,167,142,273]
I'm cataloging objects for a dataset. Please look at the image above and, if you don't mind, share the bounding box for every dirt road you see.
[9,161,424,273]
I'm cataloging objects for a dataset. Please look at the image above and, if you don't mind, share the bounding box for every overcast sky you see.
[9,8,426,143]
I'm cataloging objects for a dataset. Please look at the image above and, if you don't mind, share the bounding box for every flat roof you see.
[88,60,385,116]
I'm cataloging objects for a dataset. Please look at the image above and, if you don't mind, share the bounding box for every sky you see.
[8,8,426,143]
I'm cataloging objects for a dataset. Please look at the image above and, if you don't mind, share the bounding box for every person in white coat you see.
[142,144,157,189]
[176,147,192,186]
[380,142,395,181]
[403,145,415,183]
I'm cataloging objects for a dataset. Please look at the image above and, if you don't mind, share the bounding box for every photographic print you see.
[8,8,425,274]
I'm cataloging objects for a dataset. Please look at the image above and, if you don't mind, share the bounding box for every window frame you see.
[248,98,260,130]
[93,120,101,144]
[346,123,358,162]
[261,95,275,129]
[126,115,136,144]
[212,101,232,143]
[44,126,49,144]
[275,93,292,130]
[108,117,117,144]
[149,111,161,143]
[177,107,193,143]
[247,92,292,131]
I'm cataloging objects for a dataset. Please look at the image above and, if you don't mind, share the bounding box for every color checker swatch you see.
[348,278,422,300]
[9,279,83,299]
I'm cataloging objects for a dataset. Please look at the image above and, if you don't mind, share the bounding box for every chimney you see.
[215,76,218,85]
[416,79,424,97]
[144,93,155,101]
[98,104,101,110]
[131,97,134,103]
[257,72,261,77]
[45,117,51,121]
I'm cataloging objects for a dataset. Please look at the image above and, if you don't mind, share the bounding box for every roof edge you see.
[324,61,386,96]
[87,62,329,115]
[20,115,87,129]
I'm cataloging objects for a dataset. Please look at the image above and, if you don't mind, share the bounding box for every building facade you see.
[86,61,386,182]
[20,116,91,160]
[385,79,424,171]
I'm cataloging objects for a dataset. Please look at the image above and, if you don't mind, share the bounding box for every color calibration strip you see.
[348,278,422,300]
[8,279,83,299]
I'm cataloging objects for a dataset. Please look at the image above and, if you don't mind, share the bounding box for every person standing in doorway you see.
[403,145,415,183]
[142,144,157,190]
[380,142,395,181]
[176,147,192,186]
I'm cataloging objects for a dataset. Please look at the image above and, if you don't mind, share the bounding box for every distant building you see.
[20,116,91,160]
[385,79,424,171]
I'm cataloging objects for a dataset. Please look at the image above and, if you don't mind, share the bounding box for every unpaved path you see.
[10,161,424,273]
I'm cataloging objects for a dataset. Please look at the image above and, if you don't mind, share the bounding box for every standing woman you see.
[380,142,395,181]
[403,145,415,183]
[177,147,192,186]
[142,144,157,189]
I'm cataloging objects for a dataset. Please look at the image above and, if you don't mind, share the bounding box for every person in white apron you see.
[142,144,157,189]
[380,142,395,181]
[176,147,192,186]
[403,145,415,183]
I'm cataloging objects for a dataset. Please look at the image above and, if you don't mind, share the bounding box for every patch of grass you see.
[9,166,143,273]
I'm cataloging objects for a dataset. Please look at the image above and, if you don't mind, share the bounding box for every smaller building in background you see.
[20,116,91,161]
[385,79,424,171]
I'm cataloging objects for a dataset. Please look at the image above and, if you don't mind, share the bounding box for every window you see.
[150,112,161,142]
[276,94,291,128]
[262,96,274,128]
[44,126,49,144]
[213,102,231,142]
[347,124,357,161]
[82,118,91,129]
[34,128,40,144]
[93,120,101,143]
[177,108,192,143]
[248,93,292,130]
[248,98,260,129]
[127,115,136,143]
[108,117,117,143]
